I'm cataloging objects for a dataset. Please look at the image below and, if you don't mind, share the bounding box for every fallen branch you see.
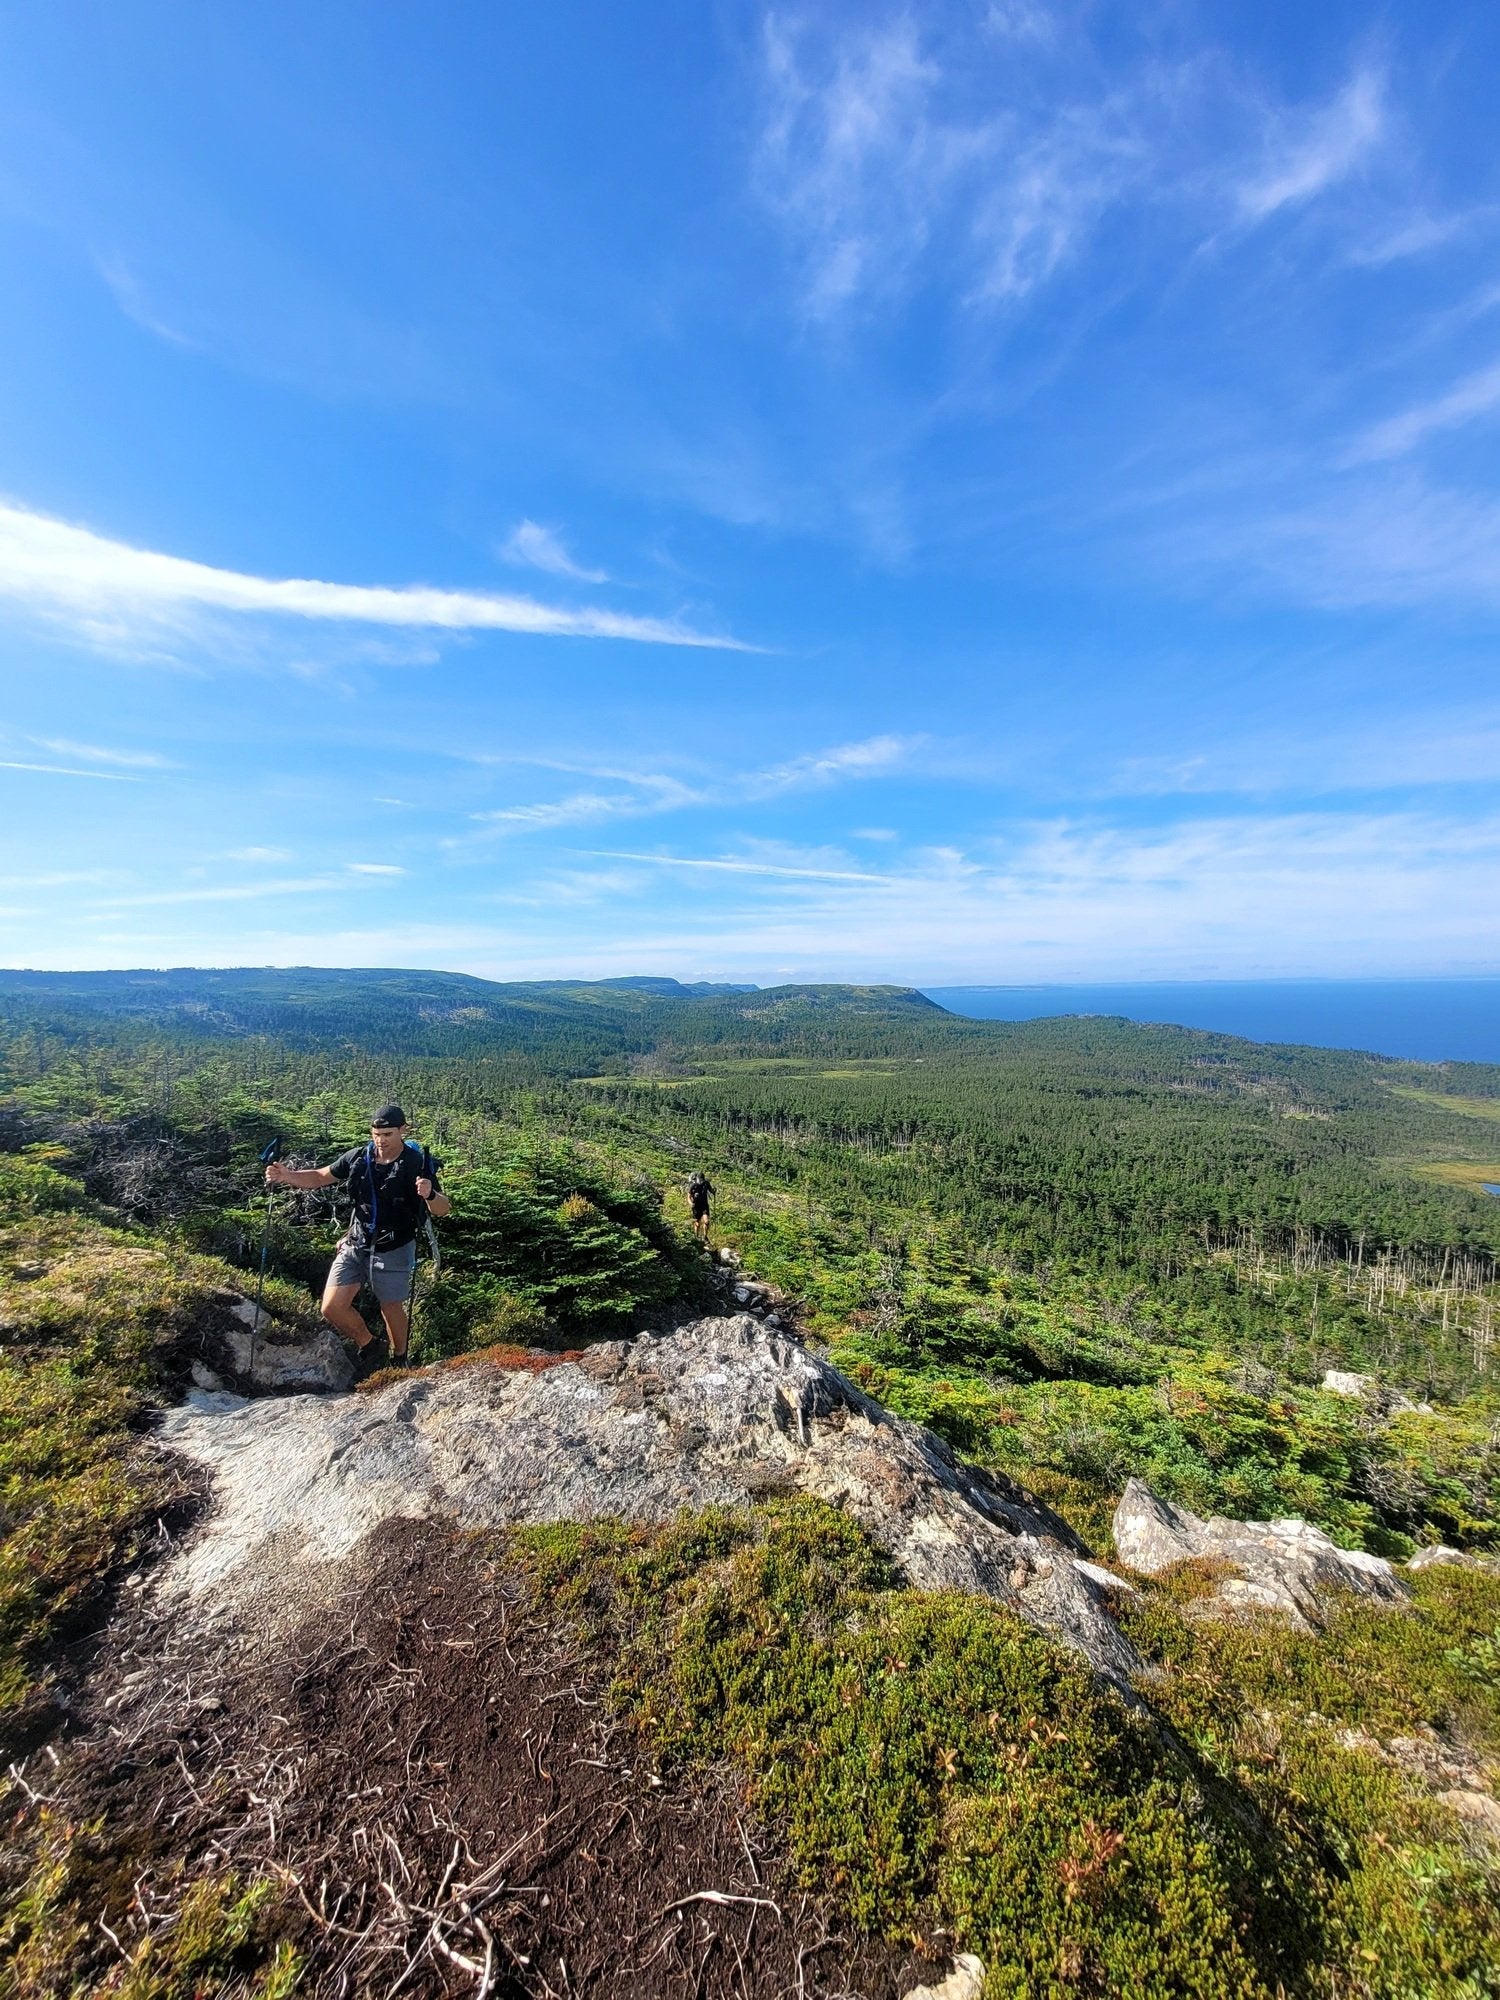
[660,1889,783,1920]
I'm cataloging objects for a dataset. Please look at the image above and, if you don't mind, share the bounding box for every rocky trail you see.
[156,1314,1138,1684]
[62,1519,931,2000]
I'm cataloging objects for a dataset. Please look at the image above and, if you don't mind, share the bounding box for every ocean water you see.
[922,979,1500,1067]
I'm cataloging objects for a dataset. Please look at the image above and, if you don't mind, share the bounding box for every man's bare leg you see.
[321,1279,374,1349]
[379,1298,410,1358]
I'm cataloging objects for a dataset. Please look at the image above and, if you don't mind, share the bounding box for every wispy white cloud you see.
[752,732,911,791]
[982,1,1053,43]
[500,519,608,584]
[584,848,894,885]
[756,20,1399,329]
[224,845,294,863]
[1172,470,1500,612]
[551,810,1500,979]
[59,809,1494,984]
[1347,209,1479,267]
[755,13,1159,317]
[470,792,653,834]
[1235,67,1387,222]
[0,869,115,889]
[89,875,345,909]
[1344,356,1500,463]
[346,862,405,876]
[32,736,176,768]
[757,14,936,317]
[94,255,200,349]
[1102,708,1500,797]
[0,758,140,782]
[458,734,917,843]
[0,501,747,651]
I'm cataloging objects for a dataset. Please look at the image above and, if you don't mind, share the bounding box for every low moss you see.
[1121,1564,1500,1753]
[0,1807,300,2000]
[1115,1566,1500,1998]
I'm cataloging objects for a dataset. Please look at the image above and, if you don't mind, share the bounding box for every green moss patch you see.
[0,1809,300,2000]
[514,1496,1500,1997]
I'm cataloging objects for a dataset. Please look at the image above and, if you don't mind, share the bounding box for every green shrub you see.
[415,1275,554,1360]
[437,1138,698,1334]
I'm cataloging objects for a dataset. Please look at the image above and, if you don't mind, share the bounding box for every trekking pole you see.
[406,1147,440,1358]
[249,1137,283,1383]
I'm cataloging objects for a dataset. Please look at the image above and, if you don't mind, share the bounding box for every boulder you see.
[902,1956,985,2000]
[1408,1544,1500,1574]
[1321,1369,1375,1399]
[1112,1478,1408,1630]
[157,1315,1140,1684]
[192,1293,354,1396]
[1319,1370,1431,1415]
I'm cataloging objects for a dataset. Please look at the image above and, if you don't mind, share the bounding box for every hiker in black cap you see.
[686,1169,715,1241]
[266,1104,448,1370]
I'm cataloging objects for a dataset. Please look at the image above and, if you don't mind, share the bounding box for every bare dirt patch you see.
[26,1521,931,1999]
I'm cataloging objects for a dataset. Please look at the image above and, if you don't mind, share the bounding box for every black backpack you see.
[348,1141,432,1247]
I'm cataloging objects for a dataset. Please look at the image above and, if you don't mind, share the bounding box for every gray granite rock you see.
[194,1294,355,1396]
[1408,1544,1500,1574]
[157,1315,1140,1682]
[1112,1477,1408,1630]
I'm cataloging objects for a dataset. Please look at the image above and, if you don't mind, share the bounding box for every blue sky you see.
[1,0,1498,984]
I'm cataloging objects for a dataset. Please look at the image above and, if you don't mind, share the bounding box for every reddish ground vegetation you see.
[357,1345,588,1394]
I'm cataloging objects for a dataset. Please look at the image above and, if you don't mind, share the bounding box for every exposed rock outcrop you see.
[1112,1478,1408,1630]
[186,1293,354,1396]
[1320,1370,1432,1415]
[157,1314,1141,1683]
[1408,1544,1500,1574]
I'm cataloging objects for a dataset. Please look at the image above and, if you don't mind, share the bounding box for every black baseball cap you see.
[370,1103,407,1129]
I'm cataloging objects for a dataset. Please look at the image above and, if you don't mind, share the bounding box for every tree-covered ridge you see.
[0,967,952,1063]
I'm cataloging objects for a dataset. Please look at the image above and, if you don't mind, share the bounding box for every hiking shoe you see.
[388,1348,412,1370]
[352,1339,387,1381]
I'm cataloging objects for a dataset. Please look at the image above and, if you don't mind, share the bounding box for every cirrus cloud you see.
[0,501,749,653]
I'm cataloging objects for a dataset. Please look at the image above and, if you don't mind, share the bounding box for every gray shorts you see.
[327,1238,415,1304]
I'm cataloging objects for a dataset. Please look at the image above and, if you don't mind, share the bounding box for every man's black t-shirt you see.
[328,1144,441,1250]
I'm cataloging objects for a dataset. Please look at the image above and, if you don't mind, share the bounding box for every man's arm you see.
[266,1163,337,1189]
[416,1175,451,1219]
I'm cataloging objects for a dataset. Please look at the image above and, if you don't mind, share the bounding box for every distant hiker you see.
[686,1169,715,1240]
[266,1104,449,1371]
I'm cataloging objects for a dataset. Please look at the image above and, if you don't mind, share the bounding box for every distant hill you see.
[0,966,958,1065]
